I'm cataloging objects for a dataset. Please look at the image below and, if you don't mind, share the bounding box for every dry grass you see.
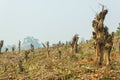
[0,41,120,80]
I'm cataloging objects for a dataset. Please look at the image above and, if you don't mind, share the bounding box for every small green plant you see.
[71,54,78,61]
[79,49,84,54]
[64,73,73,80]
[115,23,120,36]
[101,77,111,80]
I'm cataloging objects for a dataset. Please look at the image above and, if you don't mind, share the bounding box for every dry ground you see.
[0,42,120,80]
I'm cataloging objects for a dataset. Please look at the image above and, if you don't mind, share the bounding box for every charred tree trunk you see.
[71,34,79,53]
[0,48,1,54]
[92,7,114,66]
[119,42,120,54]
[0,40,4,54]
[18,40,21,53]
[42,41,50,58]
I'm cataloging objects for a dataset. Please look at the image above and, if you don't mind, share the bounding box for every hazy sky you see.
[0,0,120,46]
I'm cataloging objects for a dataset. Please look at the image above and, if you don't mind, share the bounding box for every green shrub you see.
[71,54,78,61]
[79,50,84,54]
[64,73,73,79]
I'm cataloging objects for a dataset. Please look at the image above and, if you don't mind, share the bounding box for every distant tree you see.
[22,36,41,50]
[115,23,120,36]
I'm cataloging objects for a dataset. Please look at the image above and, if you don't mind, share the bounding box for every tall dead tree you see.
[18,40,21,53]
[71,34,79,53]
[92,6,114,65]
[42,41,50,58]
[0,40,4,54]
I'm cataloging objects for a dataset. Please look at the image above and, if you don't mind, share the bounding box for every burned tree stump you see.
[71,34,79,53]
[56,41,62,59]
[92,7,114,66]
[30,43,34,57]
[18,59,24,72]
[12,47,15,53]
[30,43,34,52]
[119,42,120,54]
[24,51,29,62]
[18,40,21,53]
[42,41,50,58]
[0,40,4,54]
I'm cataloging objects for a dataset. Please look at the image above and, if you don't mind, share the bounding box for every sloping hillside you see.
[0,40,120,80]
